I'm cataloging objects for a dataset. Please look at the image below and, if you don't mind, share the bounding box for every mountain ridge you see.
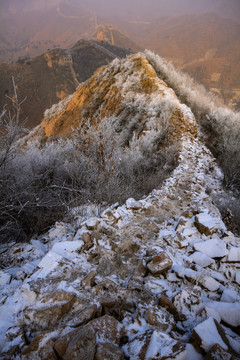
[1,53,240,359]
[0,39,131,128]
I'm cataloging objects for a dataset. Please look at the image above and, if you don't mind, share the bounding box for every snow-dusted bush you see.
[44,94,74,120]
[145,50,240,192]
[0,118,177,243]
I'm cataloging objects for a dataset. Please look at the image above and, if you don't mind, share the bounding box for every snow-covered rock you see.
[227,246,240,262]
[0,271,11,287]
[193,238,228,258]
[147,252,173,276]
[195,212,226,236]
[189,251,215,267]
[126,198,142,210]
[206,301,240,327]
[193,317,228,352]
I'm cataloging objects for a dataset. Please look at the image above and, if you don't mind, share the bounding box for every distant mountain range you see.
[1,2,239,110]
[0,39,131,128]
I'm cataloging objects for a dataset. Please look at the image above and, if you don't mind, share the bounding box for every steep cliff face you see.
[41,53,197,148]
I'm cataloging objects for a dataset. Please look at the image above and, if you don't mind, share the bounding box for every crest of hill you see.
[121,13,240,109]
[39,53,197,147]
[91,25,142,53]
[0,39,131,129]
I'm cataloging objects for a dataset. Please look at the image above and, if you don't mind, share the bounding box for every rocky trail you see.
[1,126,240,359]
[0,53,240,359]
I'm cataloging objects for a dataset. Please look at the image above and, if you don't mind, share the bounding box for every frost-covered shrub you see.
[0,118,177,243]
[145,50,240,192]
[44,94,74,120]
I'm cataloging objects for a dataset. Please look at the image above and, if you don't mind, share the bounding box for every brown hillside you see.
[41,53,197,143]
[91,25,142,53]
[0,40,131,129]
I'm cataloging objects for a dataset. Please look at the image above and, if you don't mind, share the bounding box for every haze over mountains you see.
[0,39,132,128]
[1,0,240,112]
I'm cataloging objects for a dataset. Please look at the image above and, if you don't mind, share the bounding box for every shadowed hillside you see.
[0,40,131,128]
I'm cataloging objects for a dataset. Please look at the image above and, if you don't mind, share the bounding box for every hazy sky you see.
[1,0,240,21]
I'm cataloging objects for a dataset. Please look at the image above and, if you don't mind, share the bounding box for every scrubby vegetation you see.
[146,51,240,233]
[0,80,177,243]
[146,50,240,192]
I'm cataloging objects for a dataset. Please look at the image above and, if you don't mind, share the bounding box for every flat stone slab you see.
[193,238,227,258]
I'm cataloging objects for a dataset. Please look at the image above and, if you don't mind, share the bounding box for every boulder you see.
[89,314,125,345]
[24,291,76,330]
[1,326,26,359]
[195,213,226,235]
[145,331,185,359]
[22,330,58,360]
[65,303,98,327]
[205,344,233,360]
[95,343,124,360]
[54,328,80,358]
[147,307,175,332]
[63,326,96,360]
[228,247,240,262]
[122,329,153,360]
[132,259,147,280]
[0,270,11,287]
[63,315,124,360]
[189,252,215,268]
[147,252,173,276]
[126,198,142,210]
[206,301,240,327]
[81,270,96,289]
[159,294,181,321]
[85,217,100,230]
[192,317,228,353]
[193,238,227,259]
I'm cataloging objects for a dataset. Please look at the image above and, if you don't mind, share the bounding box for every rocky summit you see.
[0,53,240,360]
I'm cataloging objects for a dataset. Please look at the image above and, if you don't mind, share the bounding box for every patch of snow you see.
[145,331,185,359]
[31,239,46,256]
[51,240,84,260]
[31,250,65,279]
[195,212,226,234]
[0,271,11,287]
[221,288,239,302]
[189,251,215,267]
[185,344,204,360]
[228,246,240,262]
[126,198,142,210]
[204,306,221,323]
[48,222,68,240]
[193,317,228,352]
[235,270,240,285]
[206,301,240,327]
[193,238,227,258]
